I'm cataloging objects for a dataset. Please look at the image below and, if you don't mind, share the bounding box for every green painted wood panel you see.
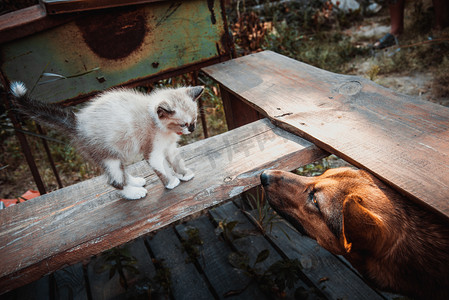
[1,0,230,104]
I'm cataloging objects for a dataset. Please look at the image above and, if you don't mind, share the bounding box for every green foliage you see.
[243,187,281,235]
[216,219,246,243]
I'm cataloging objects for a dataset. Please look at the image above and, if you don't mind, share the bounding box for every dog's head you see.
[261,167,396,256]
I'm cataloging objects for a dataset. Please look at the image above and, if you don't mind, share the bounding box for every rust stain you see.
[76,8,146,60]
[207,0,217,24]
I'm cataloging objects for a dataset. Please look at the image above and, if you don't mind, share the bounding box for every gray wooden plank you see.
[146,227,215,300]
[88,238,155,300]
[54,263,88,300]
[175,215,267,300]
[0,118,326,293]
[123,238,162,299]
[202,50,449,218]
[7,276,51,300]
[209,201,321,299]
[266,218,385,300]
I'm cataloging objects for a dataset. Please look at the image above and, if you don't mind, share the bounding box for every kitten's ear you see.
[187,86,204,101]
[157,102,175,119]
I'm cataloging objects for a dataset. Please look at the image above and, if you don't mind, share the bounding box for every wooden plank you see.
[202,50,449,218]
[266,218,385,299]
[209,201,320,298]
[88,238,157,299]
[2,276,51,300]
[0,119,326,294]
[54,264,88,300]
[0,5,74,44]
[176,215,268,299]
[146,227,215,299]
[220,86,261,130]
[1,0,231,105]
[40,0,166,14]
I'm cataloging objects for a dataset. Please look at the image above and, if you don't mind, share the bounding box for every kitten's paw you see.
[128,176,146,187]
[165,177,180,189]
[121,186,147,200]
[178,170,194,181]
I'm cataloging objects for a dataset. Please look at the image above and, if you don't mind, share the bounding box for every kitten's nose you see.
[188,124,195,133]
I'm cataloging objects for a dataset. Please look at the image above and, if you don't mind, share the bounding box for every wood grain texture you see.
[209,201,314,298]
[0,118,325,294]
[88,238,156,299]
[40,0,166,14]
[54,263,88,300]
[202,50,449,218]
[176,215,268,299]
[266,216,384,299]
[147,227,215,299]
[0,5,75,44]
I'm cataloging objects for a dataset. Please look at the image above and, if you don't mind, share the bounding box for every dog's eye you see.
[308,190,320,211]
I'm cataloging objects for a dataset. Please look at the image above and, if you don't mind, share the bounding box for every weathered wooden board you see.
[209,202,318,298]
[40,0,166,14]
[202,50,449,218]
[0,0,231,104]
[147,227,215,299]
[0,118,326,294]
[54,263,88,300]
[265,216,384,299]
[2,276,50,300]
[176,215,268,299]
[88,238,156,299]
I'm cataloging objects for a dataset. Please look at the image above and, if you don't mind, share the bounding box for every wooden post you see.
[220,86,261,130]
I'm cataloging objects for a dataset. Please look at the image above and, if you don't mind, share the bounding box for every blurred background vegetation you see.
[1,0,448,198]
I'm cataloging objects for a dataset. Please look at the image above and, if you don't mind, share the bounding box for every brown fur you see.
[261,167,449,299]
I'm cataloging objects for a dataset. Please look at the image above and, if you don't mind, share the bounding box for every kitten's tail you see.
[10,81,77,134]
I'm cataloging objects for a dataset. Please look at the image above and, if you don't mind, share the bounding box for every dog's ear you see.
[342,194,385,253]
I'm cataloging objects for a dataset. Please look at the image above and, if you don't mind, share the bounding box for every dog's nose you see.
[260,171,270,186]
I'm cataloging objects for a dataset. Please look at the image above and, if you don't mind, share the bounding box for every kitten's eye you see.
[180,123,188,128]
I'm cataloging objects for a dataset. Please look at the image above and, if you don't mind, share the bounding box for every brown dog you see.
[261,167,449,299]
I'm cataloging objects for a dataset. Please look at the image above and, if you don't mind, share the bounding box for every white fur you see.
[148,131,179,188]
[103,159,123,183]
[10,81,27,97]
[120,186,147,200]
[178,169,195,181]
[127,174,146,187]
[75,87,199,192]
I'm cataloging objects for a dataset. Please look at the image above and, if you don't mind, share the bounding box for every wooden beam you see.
[0,119,326,294]
[202,50,449,219]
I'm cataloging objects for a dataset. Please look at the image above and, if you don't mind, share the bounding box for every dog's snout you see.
[260,171,270,186]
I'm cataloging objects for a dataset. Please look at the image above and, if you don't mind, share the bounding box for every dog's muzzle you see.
[260,171,270,186]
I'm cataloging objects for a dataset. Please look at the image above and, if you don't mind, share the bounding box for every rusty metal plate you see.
[1,0,230,104]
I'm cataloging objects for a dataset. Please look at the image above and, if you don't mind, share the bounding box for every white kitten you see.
[10,82,203,199]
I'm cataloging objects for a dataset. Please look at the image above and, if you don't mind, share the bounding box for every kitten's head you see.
[154,86,204,135]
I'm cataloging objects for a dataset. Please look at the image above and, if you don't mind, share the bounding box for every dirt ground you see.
[347,17,449,106]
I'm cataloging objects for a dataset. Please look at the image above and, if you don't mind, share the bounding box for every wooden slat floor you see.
[3,199,398,300]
